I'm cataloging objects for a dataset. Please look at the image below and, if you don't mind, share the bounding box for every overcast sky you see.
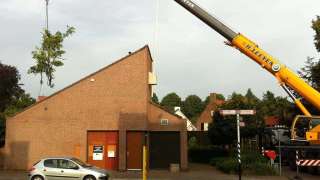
[0,0,319,100]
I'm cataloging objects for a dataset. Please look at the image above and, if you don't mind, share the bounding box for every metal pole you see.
[296,150,299,176]
[143,146,147,180]
[278,128,282,176]
[237,113,241,180]
[45,0,49,30]
[142,133,148,180]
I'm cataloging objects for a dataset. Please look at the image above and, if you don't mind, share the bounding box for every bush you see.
[188,146,228,163]
[214,158,238,174]
[210,151,277,176]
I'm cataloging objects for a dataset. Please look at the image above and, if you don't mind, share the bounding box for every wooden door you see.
[127,132,143,170]
[87,131,118,170]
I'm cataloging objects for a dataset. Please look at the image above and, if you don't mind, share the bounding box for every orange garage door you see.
[87,131,118,170]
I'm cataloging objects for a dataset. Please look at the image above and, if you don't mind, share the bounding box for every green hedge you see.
[188,146,228,163]
[210,152,277,175]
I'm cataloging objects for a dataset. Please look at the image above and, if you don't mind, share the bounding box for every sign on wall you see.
[107,145,116,158]
[93,145,104,160]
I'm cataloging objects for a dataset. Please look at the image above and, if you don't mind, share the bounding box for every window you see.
[160,119,169,126]
[44,159,58,168]
[201,123,209,131]
[58,160,78,169]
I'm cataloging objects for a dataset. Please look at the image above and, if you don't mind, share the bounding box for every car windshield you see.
[71,158,92,167]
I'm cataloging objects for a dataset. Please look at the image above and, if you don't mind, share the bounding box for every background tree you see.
[160,92,182,112]
[151,93,159,104]
[312,16,320,52]
[0,62,23,112]
[297,16,320,114]
[0,62,35,147]
[182,95,203,123]
[29,26,75,89]
[208,111,236,147]
[4,93,35,117]
[245,88,260,107]
[298,57,320,91]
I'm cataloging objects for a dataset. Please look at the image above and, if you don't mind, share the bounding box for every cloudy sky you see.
[0,0,319,100]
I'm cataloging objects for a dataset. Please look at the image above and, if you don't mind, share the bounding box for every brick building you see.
[196,93,224,131]
[0,46,188,171]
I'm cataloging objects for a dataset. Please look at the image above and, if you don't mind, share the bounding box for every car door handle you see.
[61,170,64,173]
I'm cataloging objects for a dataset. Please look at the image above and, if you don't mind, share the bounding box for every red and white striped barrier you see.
[297,159,320,167]
[296,150,320,166]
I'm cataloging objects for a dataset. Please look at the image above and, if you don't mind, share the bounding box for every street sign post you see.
[219,109,256,180]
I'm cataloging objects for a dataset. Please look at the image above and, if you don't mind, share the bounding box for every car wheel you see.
[31,175,44,180]
[83,175,96,180]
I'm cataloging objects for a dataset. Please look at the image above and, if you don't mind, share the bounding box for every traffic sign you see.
[220,110,256,115]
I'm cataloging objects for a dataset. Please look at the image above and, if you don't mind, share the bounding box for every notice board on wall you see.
[107,145,116,158]
[93,145,104,160]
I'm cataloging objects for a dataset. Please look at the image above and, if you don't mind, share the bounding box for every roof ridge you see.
[149,101,183,119]
[9,45,150,119]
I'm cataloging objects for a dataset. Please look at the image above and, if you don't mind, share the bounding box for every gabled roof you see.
[149,101,183,119]
[9,45,152,119]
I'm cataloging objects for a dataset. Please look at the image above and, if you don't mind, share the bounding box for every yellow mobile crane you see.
[173,0,320,144]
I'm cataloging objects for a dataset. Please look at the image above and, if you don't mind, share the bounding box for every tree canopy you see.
[151,93,159,104]
[160,92,182,112]
[208,89,295,146]
[0,62,35,147]
[312,16,320,52]
[29,26,75,88]
[182,95,204,123]
[0,62,23,112]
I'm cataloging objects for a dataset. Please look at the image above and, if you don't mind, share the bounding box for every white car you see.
[28,157,109,180]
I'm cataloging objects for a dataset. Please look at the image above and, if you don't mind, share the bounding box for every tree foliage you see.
[0,62,35,147]
[160,92,182,112]
[29,26,75,88]
[4,93,35,117]
[312,16,320,52]
[208,89,295,146]
[208,111,236,146]
[151,93,159,104]
[0,62,23,112]
[182,95,203,123]
[298,57,320,91]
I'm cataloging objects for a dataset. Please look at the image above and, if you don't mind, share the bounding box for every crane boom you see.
[174,0,320,115]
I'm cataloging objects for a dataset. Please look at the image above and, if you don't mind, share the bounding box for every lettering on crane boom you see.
[244,44,274,67]
[182,0,195,8]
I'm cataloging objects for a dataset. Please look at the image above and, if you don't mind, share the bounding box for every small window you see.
[204,123,209,131]
[201,123,209,131]
[58,160,78,169]
[44,159,58,168]
[210,111,214,117]
[160,119,169,126]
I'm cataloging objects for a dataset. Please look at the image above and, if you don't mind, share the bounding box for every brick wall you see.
[4,46,150,170]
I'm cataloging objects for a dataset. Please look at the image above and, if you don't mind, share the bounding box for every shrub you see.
[216,158,238,174]
[210,151,277,176]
